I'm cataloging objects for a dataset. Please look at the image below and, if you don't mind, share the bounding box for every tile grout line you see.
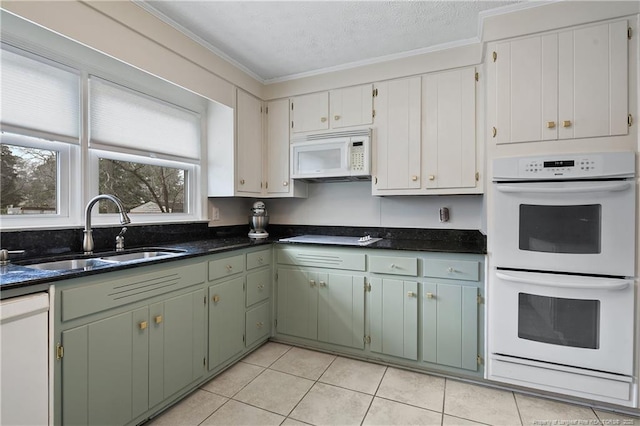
[359,365,388,426]
[441,378,448,426]
[512,391,525,426]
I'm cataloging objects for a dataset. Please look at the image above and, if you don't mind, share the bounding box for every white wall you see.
[262,182,483,230]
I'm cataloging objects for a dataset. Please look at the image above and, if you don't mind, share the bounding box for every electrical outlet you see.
[212,207,220,221]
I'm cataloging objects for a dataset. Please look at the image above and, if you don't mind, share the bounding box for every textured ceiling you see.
[140,1,527,83]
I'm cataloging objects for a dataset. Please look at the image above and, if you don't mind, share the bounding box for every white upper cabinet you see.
[492,19,629,145]
[265,99,292,195]
[329,84,374,129]
[372,77,422,194]
[422,67,477,190]
[290,92,329,133]
[291,84,374,134]
[236,89,263,195]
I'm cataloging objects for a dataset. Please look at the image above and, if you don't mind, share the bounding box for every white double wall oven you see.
[488,152,638,407]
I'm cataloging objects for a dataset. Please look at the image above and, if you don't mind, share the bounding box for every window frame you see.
[0,132,81,229]
[86,148,200,226]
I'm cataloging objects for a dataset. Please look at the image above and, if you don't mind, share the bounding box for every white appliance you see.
[489,151,638,407]
[291,130,370,181]
[0,292,49,425]
[493,152,636,276]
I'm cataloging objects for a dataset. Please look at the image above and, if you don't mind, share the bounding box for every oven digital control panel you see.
[522,157,601,177]
[493,152,635,181]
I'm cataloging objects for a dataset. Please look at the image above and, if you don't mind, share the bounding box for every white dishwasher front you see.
[1,292,49,426]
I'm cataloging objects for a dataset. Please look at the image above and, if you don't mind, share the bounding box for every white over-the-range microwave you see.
[290,130,371,181]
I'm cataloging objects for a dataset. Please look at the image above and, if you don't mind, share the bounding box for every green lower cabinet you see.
[368,277,418,360]
[208,277,245,370]
[61,308,149,426]
[317,273,365,349]
[149,289,206,408]
[276,267,318,340]
[422,281,478,371]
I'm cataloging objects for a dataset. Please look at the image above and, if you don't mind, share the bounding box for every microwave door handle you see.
[495,182,631,194]
[496,272,630,291]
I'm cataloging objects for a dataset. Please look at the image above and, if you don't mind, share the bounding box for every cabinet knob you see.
[319,280,326,287]
[426,292,434,299]
[320,117,327,123]
[154,315,163,324]
[562,120,572,128]
[139,321,148,330]
[334,115,340,121]
[411,175,418,181]
[257,284,264,290]
[447,267,455,273]
[389,263,396,269]
[547,121,556,129]
[428,175,435,181]
[258,256,263,263]
[256,321,264,328]
[212,294,220,303]
[310,279,316,287]
[283,181,289,186]
[407,291,417,298]
[240,179,245,185]
[225,264,233,271]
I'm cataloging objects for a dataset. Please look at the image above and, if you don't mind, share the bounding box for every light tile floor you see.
[150,342,640,426]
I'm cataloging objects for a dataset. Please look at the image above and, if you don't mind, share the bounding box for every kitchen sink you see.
[23,248,187,271]
[99,250,184,262]
[25,258,109,271]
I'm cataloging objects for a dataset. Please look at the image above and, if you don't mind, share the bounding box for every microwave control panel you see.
[350,142,365,172]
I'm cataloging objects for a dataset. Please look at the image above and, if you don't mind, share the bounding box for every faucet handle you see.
[115,227,127,252]
[0,249,26,265]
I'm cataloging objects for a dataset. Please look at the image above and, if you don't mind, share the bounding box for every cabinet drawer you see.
[369,255,418,276]
[246,269,271,307]
[423,259,479,282]
[61,262,206,322]
[246,302,270,347]
[208,254,245,281]
[247,249,271,270]
[277,248,366,271]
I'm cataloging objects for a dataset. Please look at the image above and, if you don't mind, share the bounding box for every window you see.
[1,43,204,229]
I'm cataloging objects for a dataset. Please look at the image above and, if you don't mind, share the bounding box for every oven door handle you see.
[495,272,630,291]
[495,182,631,194]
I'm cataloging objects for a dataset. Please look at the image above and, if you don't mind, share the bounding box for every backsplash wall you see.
[208,182,484,231]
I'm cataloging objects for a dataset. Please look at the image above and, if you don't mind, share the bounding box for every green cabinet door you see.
[149,289,206,408]
[317,273,365,349]
[422,281,478,371]
[276,267,318,340]
[61,307,149,426]
[369,278,418,360]
[208,277,245,370]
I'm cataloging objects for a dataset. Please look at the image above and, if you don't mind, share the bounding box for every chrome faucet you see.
[83,194,131,255]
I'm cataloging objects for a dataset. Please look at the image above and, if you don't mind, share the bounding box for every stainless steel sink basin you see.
[26,258,108,271]
[23,248,186,271]
[99,250,183,262]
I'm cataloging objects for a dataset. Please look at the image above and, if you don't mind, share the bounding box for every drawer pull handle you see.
[310,279,316,287]
[547,121,556,129]
[154,315,163,324]
[319,281,326,287]
[212,295,220,303]
[258,256,263,263]
[390,263,396,269]
[447,267,455,273]
[407,291,417,298]
[256,321,264,328]
[226,264,233,271]
[139,321,148,330]
[257,284,264,290]
[562,120,572,128]
[426,293,435,299]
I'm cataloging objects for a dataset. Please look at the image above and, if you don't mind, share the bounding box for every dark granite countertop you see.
[0,224,486,296]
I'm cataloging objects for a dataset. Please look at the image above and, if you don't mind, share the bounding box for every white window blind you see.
[90,77,200,160]
[0,47,80,141]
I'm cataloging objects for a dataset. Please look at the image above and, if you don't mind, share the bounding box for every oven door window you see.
[519,204,601,254]
[518,293,599,349]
